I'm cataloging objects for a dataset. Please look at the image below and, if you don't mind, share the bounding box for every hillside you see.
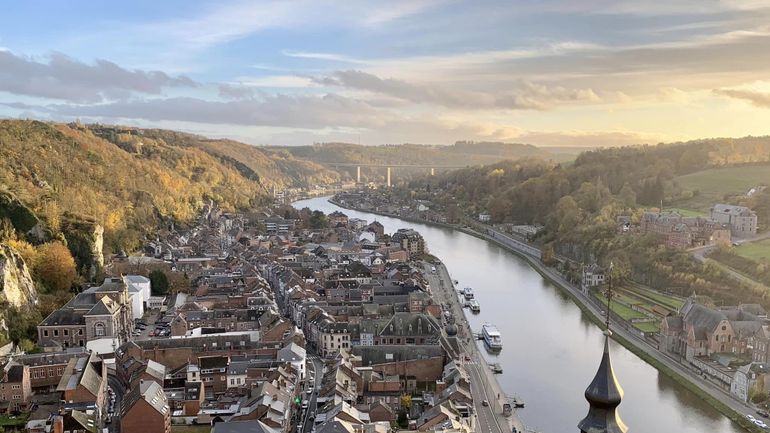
[89,126,340,190]
[265,141,557,180]
[671,165,770,212]
[403,135,770,308]
[0,120,334,254]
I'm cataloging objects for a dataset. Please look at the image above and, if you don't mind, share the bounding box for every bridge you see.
[323,162,467,186]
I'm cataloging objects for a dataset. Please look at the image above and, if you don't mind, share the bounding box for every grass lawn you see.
[666,207,707,217]
[634,321,661,333]
[736,238,770,262]
[630,287,685,310]
[671,165,770,211]
[594,293,646,320]
[0,414,29,427]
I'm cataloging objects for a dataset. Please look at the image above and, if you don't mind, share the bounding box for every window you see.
[230,379,235,385]
[43,330,49,337]
[78,329,83,335]
[64,329,69,336]
[54,329,59,337]
[722,326,727,331]
[11,385,20,390]
[94,323,105,337]
[48,369,54,377]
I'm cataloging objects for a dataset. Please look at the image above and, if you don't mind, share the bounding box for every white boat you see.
[469,299,480,313]
[482,323,502,349]
[463,287,474,300]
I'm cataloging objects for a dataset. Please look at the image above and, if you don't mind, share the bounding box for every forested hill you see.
[265,140,556,167]
[0,120,337,253]
[418,136,770,224]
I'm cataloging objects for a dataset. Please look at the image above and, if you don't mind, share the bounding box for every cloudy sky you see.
[2,0,770,147]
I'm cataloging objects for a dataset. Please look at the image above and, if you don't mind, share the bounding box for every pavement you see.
[423,261,526,433]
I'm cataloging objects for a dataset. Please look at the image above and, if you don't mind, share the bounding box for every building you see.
[57,353,107,421]
[120,380,171,433]
[582,264,605,292]
[391,229,425,259]
[478,212,491,223]
[659,297,763,361]
[11,348,88,392]
[0,365,31,411]
[731,363,770,402]
[38,278,134,349]
[366,222,385,239]
[329,211,349,227]
[640,211,731,249]
[711,204,758,237]
[124,275,152,319]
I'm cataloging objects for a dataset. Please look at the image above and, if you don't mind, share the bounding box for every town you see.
[0,201,525,433]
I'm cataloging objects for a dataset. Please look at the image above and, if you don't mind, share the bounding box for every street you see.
[423,261,526,433]
[298,355,324,433]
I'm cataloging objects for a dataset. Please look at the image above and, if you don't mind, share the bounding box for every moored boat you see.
[482,323,502,349]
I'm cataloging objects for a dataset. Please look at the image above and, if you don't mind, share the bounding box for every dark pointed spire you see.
[578,332,628,433]
[580,259,627,433]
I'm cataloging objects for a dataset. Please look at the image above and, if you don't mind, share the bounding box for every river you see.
[293,197,744,433]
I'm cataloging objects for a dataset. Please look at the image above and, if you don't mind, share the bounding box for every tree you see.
[149,269,170,295]
[35,241,77,292]
[309,210,328,229]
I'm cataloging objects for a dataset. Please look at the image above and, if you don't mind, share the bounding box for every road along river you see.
[294,197,745,433]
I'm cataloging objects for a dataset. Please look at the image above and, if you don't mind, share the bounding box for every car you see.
[481,400,489,407]
[748,414,757,421]
[755,419,768,429]
[759,410,770,418]
[302,401,309,410]
[306,388,313,395]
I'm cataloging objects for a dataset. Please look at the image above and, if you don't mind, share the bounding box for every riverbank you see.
[328,198,761,433]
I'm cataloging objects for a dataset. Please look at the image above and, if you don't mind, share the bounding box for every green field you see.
[666,207,708,217]
[672,165,770,211]
[629,286,685,310]
[594,292,646,320]
[735,238,770,262]
[634,321,662,333]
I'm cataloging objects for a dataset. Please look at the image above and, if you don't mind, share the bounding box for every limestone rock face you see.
[0,244,39,310]
[61,216,104,279]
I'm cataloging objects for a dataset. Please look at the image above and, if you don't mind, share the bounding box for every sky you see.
[2,0,770,147]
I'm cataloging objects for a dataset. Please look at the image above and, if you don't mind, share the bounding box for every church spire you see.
[579,261,628,433]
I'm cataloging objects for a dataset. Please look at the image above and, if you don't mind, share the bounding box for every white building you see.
[478,212,491,222]
[277,342,307,379]
[711,204,758,237]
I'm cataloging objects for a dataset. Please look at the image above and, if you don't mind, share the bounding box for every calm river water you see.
[294,197,744,433]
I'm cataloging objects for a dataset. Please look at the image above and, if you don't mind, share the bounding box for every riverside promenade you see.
[423,260,529,433]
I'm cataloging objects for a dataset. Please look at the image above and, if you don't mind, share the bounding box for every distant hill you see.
[0,120,338,253]
[264,141,558,179]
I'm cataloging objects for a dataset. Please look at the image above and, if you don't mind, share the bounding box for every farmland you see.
[671,164,770,211]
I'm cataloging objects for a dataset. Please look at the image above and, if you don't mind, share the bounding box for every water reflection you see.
[293,197,745,433]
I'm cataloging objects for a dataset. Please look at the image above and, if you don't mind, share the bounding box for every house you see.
[183,382,205,416]
[120,380,171,433]
[57,353,107,421]
[366,222,385,239]
[124,275,152,318]
[11,348,88,392]
[329,211,349,227]
[198,355,230,395]
[640,211,731,249]
[276,342,306,380]
[731,363,770,402]
[478,212,491,223]
[391,229,425,259]
[0,364,31,411]
[711,204,758,237]
[581,264,605,292]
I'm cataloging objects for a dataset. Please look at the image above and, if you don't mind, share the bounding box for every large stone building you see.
[660,297,764,361]
[640,211,731,249]
[37,277,134,349]
[711,204,758,237]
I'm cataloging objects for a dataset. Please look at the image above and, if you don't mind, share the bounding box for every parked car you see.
[482,400,489,407]
[758,410,770,418]
[755,419,768,429]
[748,414,757,422]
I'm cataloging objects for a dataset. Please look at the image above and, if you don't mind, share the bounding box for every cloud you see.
[45,94,391,129]
[0,51,196,103]
[316,70,599,110]
[714,88,770,108]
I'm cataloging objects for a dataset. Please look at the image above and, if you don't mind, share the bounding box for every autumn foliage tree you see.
[35,241,76,292]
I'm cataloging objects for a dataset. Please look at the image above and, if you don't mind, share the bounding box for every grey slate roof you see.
[211,420,279,433]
